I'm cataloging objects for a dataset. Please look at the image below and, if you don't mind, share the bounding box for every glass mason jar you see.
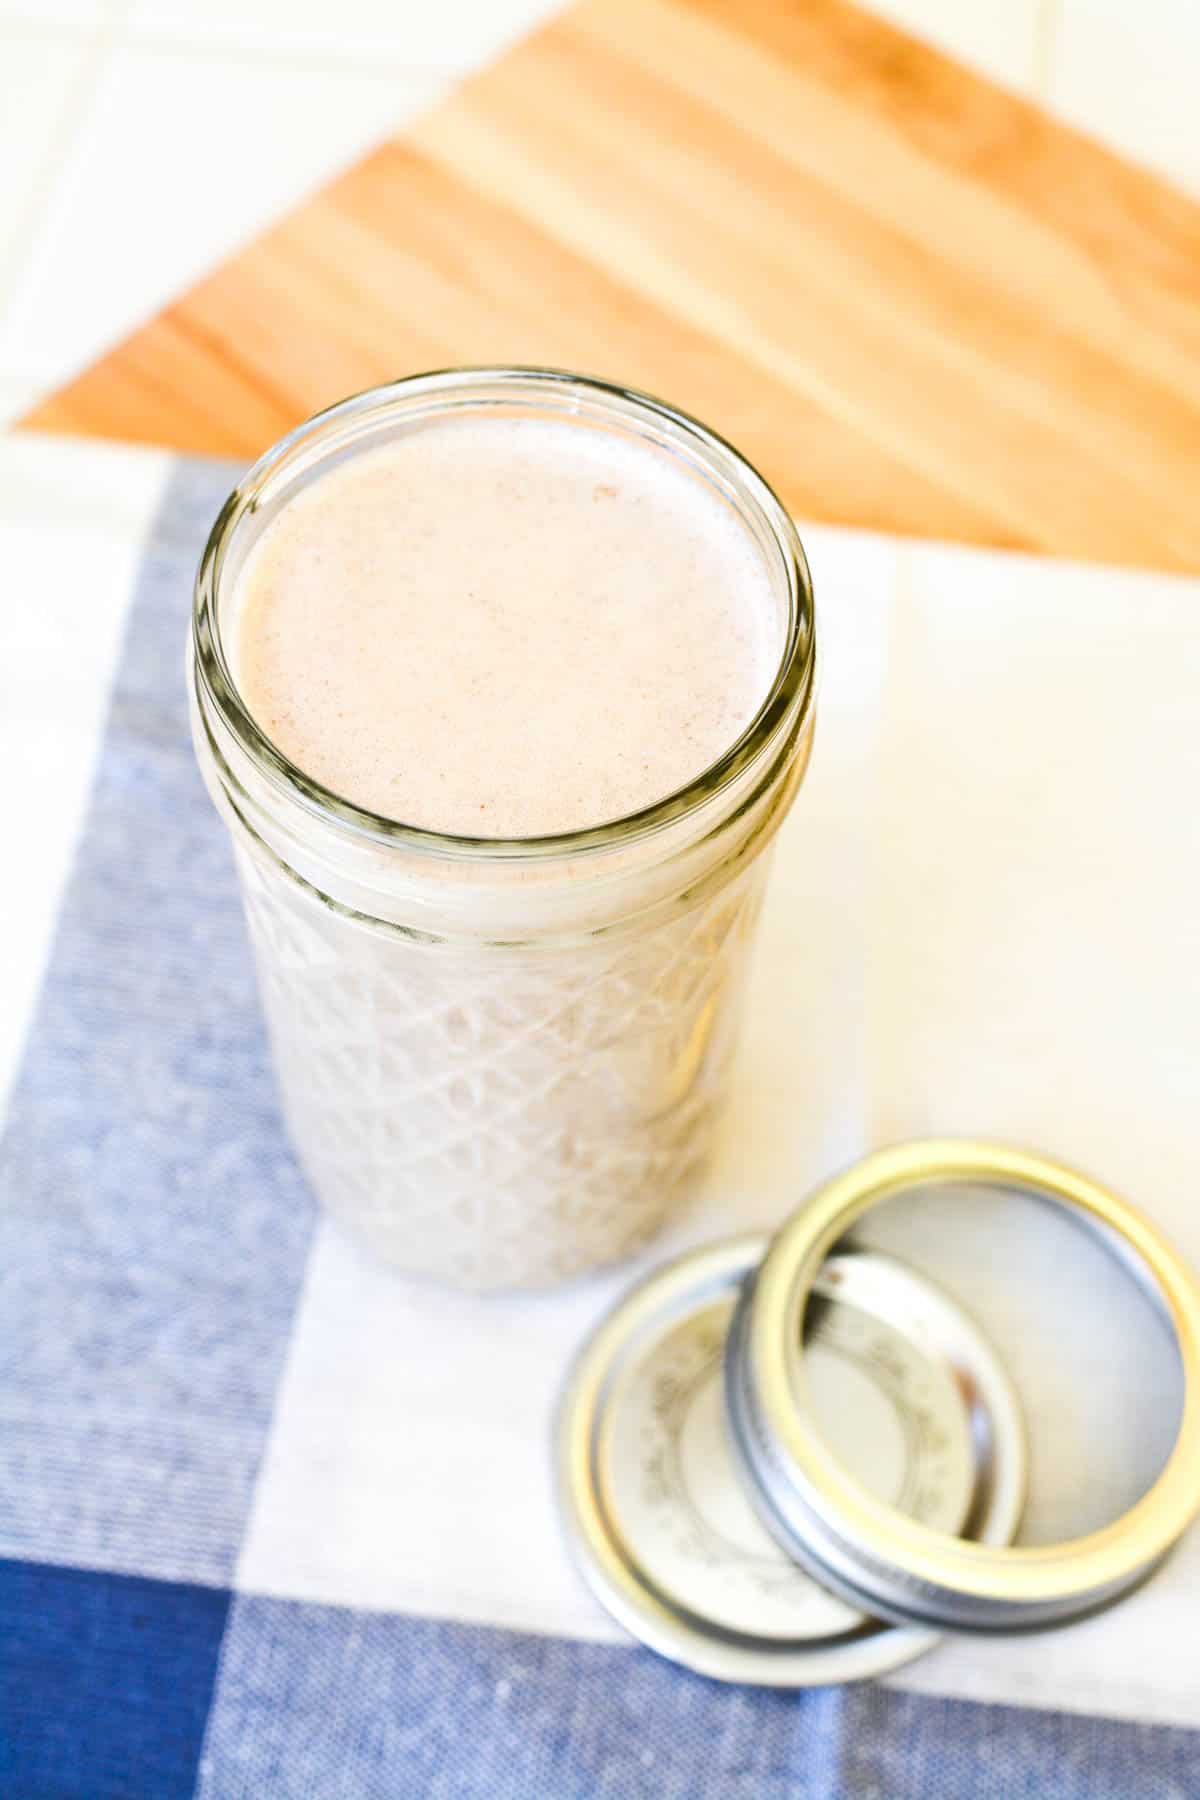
[189,370,816,1290]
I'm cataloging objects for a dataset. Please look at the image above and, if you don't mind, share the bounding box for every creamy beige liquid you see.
[232,414,779,837]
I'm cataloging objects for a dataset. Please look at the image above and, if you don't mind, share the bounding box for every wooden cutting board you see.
[22,0,1200,571]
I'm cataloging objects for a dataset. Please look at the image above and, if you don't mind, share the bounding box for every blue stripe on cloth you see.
[197,1597,1200,1800]
[0,1557,230,1800]
[0,460,316,1587]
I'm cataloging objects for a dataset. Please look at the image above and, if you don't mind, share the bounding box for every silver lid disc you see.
[556,1235,1026,1686]
[732,1141,1200,1633]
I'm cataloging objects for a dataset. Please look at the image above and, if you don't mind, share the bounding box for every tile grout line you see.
[1031,0,1060,105]
[112,38,469,78]
[0,0,140,399]
[0,10,473,78]
[0,47,112,341]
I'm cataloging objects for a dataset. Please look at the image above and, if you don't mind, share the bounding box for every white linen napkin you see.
[243,522,1200,1727]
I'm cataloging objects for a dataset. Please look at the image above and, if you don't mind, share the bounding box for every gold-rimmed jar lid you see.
[555,1234,1027,1685]
[727,1140,1200,1634]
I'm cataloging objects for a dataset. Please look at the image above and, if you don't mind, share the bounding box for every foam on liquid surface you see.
[233,413,779,837]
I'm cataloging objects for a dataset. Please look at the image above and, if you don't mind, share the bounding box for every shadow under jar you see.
[189,369,817,1290]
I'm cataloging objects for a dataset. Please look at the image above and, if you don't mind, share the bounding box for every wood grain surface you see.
[22,0,1200,569]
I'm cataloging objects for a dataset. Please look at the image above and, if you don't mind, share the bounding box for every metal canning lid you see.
[556,1235,1026,1686]
[731,1140,1200,1634]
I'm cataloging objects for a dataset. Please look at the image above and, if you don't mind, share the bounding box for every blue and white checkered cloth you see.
[3,452,1199,1797]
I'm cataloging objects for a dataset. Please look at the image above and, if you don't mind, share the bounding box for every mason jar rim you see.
[192,367,816,865]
